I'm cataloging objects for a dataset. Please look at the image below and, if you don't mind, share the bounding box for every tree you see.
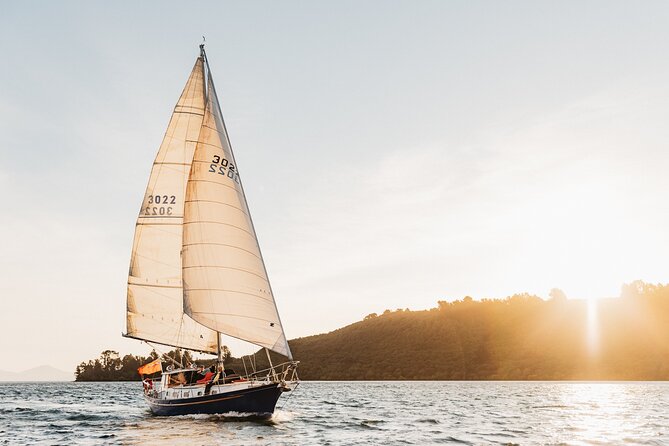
[222,345,232,362]
[549,288,567,301]
[100,350,121,370]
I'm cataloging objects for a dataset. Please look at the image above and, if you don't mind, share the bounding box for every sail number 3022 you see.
[142,195,175,216]
[209,155,240,184]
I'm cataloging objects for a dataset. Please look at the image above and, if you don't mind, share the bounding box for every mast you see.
[217,333,222,364]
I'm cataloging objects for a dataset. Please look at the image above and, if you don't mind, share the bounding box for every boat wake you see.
[165,411,279,423]
[270,409,296,423]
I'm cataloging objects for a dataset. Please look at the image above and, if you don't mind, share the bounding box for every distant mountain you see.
[0,365,72,382]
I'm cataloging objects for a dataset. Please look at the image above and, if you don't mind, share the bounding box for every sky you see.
[1,1,668,373]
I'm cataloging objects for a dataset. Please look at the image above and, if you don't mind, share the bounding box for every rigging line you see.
[146,341,184,368]
[241,355,249,378]
[277,381,300,411]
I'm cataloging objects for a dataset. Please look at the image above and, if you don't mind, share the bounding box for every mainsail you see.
[127,47,292,360]
[182,54,292,360]
[126,57,219,354]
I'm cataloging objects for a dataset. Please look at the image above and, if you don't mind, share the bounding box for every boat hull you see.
[145,383,283,417]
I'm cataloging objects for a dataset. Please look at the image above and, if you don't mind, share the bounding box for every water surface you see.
[1,381,667,445]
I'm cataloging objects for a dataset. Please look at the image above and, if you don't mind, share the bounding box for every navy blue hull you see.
[145,383,283,417]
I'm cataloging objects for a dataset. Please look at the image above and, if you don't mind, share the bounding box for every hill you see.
[287,282,669,380]
[76,280,669,381]
[0,365,72,382]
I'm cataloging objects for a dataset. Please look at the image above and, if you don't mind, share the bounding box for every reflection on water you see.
[557,383,633,444]
[1,381,668,445]
[122,411,289,445]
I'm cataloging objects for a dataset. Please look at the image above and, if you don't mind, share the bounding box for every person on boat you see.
[196,370,215,384]
[204,370,221,395]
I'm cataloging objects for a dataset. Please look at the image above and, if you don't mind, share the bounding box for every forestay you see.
[182,59,292,360]
[126,58,219,354]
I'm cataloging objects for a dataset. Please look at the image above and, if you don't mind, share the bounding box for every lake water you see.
[0,381,667,445]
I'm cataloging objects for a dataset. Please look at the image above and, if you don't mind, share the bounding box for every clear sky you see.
[1,1,668,373]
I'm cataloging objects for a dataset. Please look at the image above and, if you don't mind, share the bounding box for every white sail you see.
[126,57,219,354]
[182,67,292,359]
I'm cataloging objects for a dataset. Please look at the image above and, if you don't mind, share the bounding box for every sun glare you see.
[585,298,599,357]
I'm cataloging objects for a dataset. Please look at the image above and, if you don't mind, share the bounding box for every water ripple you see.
[1,381,668,445]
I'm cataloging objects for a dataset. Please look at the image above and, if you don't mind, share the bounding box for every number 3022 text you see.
[142,195,176,216]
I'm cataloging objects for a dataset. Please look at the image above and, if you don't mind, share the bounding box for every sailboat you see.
[124,44,298,417]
